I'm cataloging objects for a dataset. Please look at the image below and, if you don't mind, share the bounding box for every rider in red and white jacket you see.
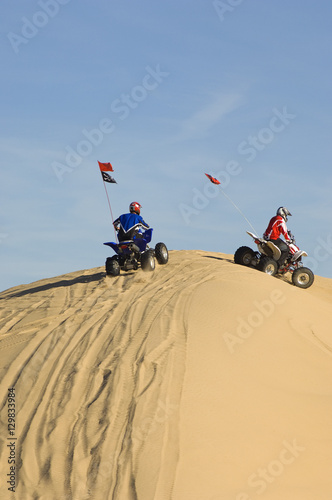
[263,207,292,267]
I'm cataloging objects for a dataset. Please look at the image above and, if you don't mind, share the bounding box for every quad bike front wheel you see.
[292,267,314,289]
[155,242,168,265]
[258,256,278,276]
[141,251,156,272]
[106,257,120,276]
[234,246,255,266]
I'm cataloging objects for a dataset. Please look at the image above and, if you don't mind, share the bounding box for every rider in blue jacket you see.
[113,202,150,241]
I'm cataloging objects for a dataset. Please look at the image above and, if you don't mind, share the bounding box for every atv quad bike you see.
[104,228,168,276]
[234,231,314,289]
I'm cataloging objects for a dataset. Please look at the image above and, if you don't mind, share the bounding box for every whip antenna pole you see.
[204,173,258,234]
[98,161,118,242]
[102,180,118,241]
[219,189,258,234]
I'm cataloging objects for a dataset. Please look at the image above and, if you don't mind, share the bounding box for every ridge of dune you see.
[0,250,332,500]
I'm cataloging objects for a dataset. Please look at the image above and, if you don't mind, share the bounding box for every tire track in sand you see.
[0,251,231,500]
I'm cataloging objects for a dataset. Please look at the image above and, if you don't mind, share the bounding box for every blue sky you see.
[1,0,332,292]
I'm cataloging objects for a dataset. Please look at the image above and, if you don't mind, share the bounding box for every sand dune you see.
[0,250,332,500]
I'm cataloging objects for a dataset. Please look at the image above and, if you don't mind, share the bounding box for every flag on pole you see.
[98,161,114,172]
[101,172,117,183]
[98,160,118,240]
[205,173,221,185]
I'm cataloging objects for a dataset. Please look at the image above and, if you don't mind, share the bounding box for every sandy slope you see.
[0,250,332,500]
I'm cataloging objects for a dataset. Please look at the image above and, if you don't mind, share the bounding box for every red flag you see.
[205,173,220,185]
[98,161,114,172]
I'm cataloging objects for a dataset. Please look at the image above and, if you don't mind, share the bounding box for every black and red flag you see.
[99,160,116,183]
[205,173,221,185]
[98,160,117,240]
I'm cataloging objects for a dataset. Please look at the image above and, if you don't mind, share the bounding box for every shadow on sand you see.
[1,272,105,299]
[203,255,234,264]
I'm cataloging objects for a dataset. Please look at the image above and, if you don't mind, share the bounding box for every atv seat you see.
[246,231,281,260]
[263,241,282,261]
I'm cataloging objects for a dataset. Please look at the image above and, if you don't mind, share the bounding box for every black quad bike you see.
[234,231,314,289]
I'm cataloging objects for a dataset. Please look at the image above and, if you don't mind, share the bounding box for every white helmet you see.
[277,207,292,222]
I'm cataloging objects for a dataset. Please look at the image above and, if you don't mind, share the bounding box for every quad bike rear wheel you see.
[106,257,120,276]
[155,242,168,265]
[141,251,156,272]
[292,267,314,289]
[258,256,278,276]
[234,246,255,266]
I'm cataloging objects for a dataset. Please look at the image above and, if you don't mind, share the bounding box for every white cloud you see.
[179,92,244,140]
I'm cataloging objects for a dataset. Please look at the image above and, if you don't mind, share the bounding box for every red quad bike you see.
[234,231,314,289]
